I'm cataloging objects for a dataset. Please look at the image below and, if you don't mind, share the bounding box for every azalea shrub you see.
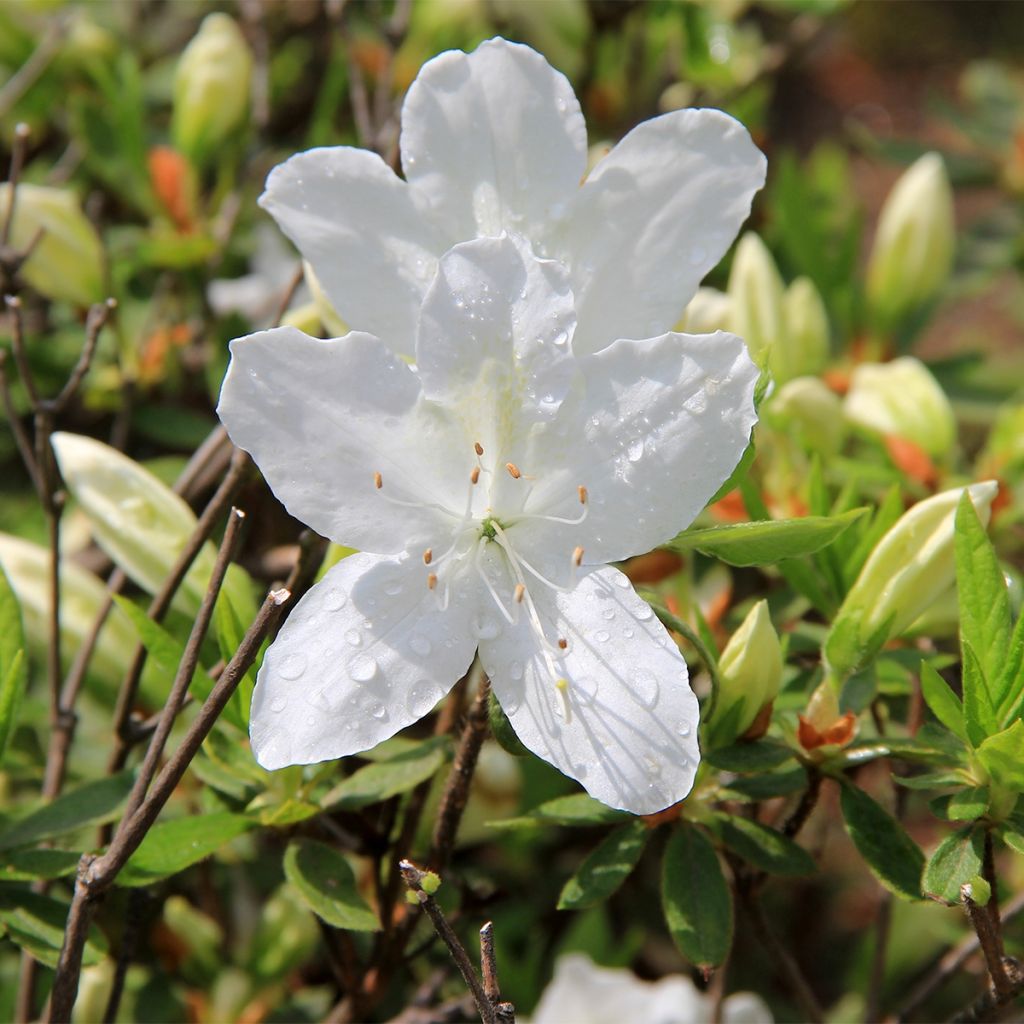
[1,3,1024,1024]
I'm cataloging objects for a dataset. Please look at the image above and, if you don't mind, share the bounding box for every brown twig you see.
[1,123,31,250]
[480,922,515,1024]
[52,299,116,412]
[0,348,41,492]
[48,586,292,1022]
[961,882,1014,1001]
[950,959,1024,1024]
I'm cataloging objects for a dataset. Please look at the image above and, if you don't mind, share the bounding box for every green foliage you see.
[923,827,986,905]
[558,821,649,910]
[707,814,816,877]
[282,839,380,931]
[0,565,27,765]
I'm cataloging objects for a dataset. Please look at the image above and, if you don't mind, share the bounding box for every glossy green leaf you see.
[705,740,795,773]
[709,814,816,876]
[840,782,924,899]
[930,788,991,822]
[662,824,732,969]
[718,766,809,802]
[975,719,1024,791]
[919,661,966,741]
[119,813,253,886]
[0,848,82,882]
[558,821,649,910]
[0,890,107,968]
[667,509,866,566]
[283,839,380,931]
[0,564,27,766]
[923,826,985,904]
[323,737,449,810]
[488,793,628,831]
[0,772,134,850]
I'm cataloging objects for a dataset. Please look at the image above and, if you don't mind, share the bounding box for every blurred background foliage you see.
[1,1,1024,1022]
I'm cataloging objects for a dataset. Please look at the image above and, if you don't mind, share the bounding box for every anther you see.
[558,638,568,650]
[374,471,383,489]
[474,442,484,456]
[555,678,568,692]
[514,583,526,603]
[470,466,481,484]
[427,573,438,590]
[572,546,584,567]
[423,549,433,565]
[506,462,521,480]
[578,485,588,505]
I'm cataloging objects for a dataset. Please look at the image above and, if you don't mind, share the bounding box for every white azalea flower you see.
[217,235,757,814]
[259,36,766,360]
[527,954,774,1024]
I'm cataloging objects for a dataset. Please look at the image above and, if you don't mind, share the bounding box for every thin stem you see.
[0,349,41,492]
[961,882,1013,1001]
[52,299,115,412]
[4,294,38,406]
[1,123,31,248]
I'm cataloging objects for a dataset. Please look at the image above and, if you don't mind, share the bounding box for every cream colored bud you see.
[825,481,998,677]
[728,233,785,368]
[707,599,782,746]
[172,13,253,165]
[778,277,830,383]
[677,287,733,334]
[844,357,956,457]
[866,153,955,327]
[770,376,845,457]
[0,183,104,306]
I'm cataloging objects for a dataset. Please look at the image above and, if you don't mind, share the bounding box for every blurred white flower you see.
[219,234,758,814]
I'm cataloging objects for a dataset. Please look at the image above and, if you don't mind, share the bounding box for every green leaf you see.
[705,740,795,773]
[1003,831,1024,856]
[997,610,1024,725]
[920,662,966,741]
[323,737,449,810]
[923,826,985,904]
[0,890,107,968]
[0,848,82,882]
[283,839,380,931]
[961,641,998,747]
[119,813,253,886]
[930,788,990,822]
[839,782,924,899]
[975,720,1024,792]
[667,509,866,567]
[0,565,27,765]
[0,772,134,850]
[212,588,256,731]
[708,814,816,877]
[717,767,809,802]
[956,494,1011,727]
[558,821,649,911]
[488,793,628,831]
[488,691,531,757]
[662,824,732,969]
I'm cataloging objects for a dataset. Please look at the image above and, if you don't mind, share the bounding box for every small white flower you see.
[259,36,766,360]
[218,235,758,814]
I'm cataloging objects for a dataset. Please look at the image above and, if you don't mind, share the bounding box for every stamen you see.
[474,538,517,625]
[374,471,383,489]
[558,638,568,650]
[572,546,584,567]
[423,549,433,565]
[427,573,438,590]
[514,583,526,604]
[555,678,572,723]
[470,466,481,484]
[474,441,484,456]
[506,462,521,480]
[578,485,588,505]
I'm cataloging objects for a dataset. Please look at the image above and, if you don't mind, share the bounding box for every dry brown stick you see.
[117,508,246,826]
[1,122,31,249]
[107,447,250,769]
[480,921,515,1023]
[52,299,116,413]
[399,861,496,1024]
[48,586,292,1022]
[962,883,1014,1001]
[896,891,1024,1021]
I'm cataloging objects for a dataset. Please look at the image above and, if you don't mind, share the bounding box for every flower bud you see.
[706,600,782,747]
[866,153,955,328]
[171,13,253,166]
[770,376,845,457]
[0,183,104,306]
[825,481,998,677]
[727,233,785,368]
[778,277,830,382]
[843,357,956,457]
[677,287,732,334]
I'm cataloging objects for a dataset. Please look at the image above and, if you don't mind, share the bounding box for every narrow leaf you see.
[322,737,449,810]
[839,782,924,899]
[0,565,28,764]
[283,839,380,931]
[705,740,795,773]
[558,821,649,910]
[662,824,732,968]
[975,720,1024,792]
[0,890,107,968]
[709,814,816,877]
[919,661,966,740]
[0,849,82,882]
[488,793,628,831]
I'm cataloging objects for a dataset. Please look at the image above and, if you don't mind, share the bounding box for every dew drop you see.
[323,587,347,611]
[384,579,404,596]
[677,721,692,737]
[601,607,615,621]
[371,704,389,720]
[643,754,663,777]
[509,660,524,681]
[634,604,653,621]
[345,629,362,647]
[627,438,644,463]
[407,681,443,716]
[573,762,589,779]
[278,653,307,680]
[613,574,631,590]
[307,688,330,711]
[631,668,660,708]
[594,629,611,643]
[349,654,378,683]
[623,627,635,639]
[552,328,569,347]
[474,616,501,640]
[409,634,432,657]
[269,696,287,713]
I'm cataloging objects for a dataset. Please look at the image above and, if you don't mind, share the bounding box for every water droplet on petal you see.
[509,661,524,681]
[627,438,644,463]
[349,654,378,683]
[613,574,631,590]
[278,653,307,680]
[345,629,362,647]
[573,762,589,779]
[474,616,500,640]
[269,695,287,713]
[635,604,653,622]
[371,704,389,720]
[384,579,404,596]
[594,629,611,643]
[323,587,347,611]
[677,721,692,737]
[409,634,432,657]
[552,328,569,347]
[643,754,663,777]
[601,608,615,621]
[631,669,660,708]
[407,680,443,716]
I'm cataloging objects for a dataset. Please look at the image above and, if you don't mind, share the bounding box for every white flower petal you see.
[565,109,767,355]
[251,552,477,769]
[479,564,699,815]
[519,331,759,565]
[217,326,471,553]
[259,148,449,354]
[417,234,578,438]
[400,38,587,240]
